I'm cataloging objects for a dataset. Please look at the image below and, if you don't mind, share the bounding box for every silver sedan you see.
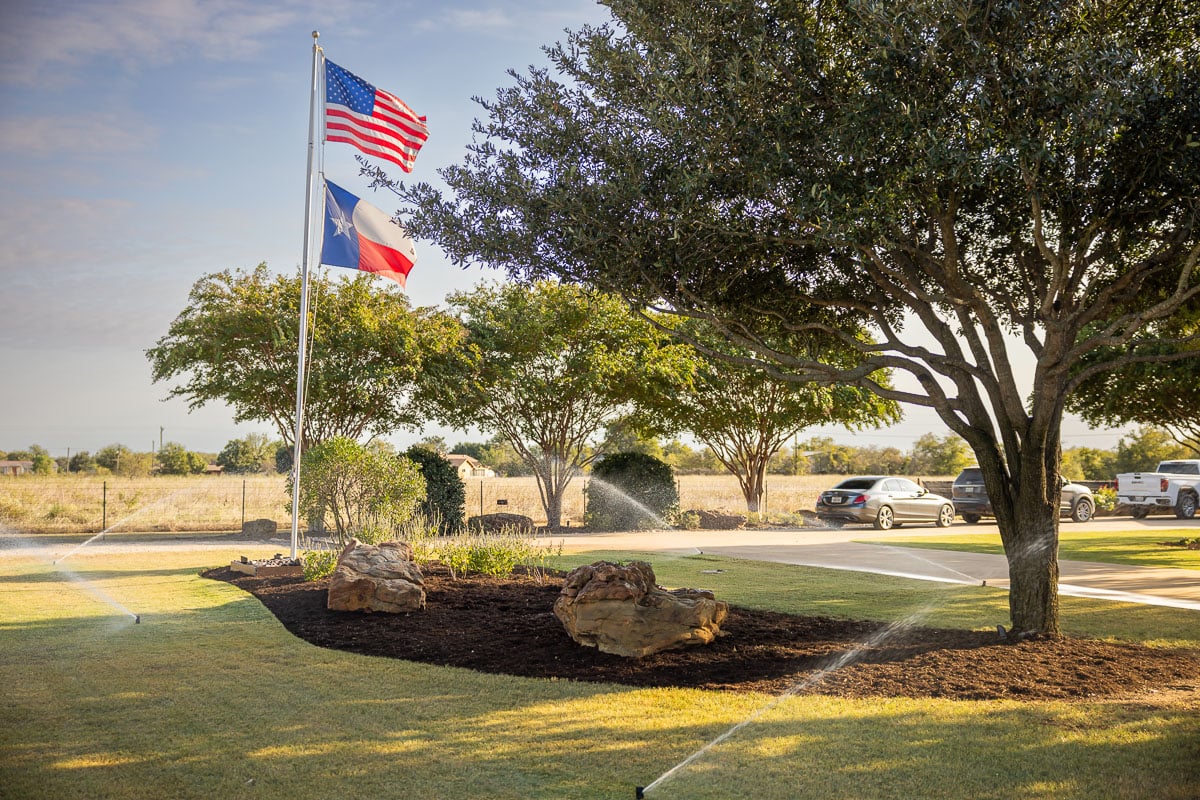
[815,476,955,530]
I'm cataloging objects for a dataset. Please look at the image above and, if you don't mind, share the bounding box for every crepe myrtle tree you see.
[371,0,1200,636]
[413,280,694,530]
[147,263,460,452]
[642,319,901,514]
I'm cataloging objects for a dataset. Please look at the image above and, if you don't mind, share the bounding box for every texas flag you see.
[320,180,416,288]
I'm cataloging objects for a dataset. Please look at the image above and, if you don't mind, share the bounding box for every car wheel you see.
[873,506,895,531]
[1176,493,1198,520]
[1131,506,1150,520]
[936,504,955,527]
[963,513,982,524]
[1071,498,1094,523]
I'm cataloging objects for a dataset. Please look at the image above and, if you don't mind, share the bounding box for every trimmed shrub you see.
[405,446,466,534]
[585,452,679,531]
[295,437,426,546]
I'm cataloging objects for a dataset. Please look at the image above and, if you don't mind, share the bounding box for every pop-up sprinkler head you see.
[636,787,645,799]
[134,615,141,624]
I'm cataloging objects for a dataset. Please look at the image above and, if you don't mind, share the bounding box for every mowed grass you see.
[2,541,1198,799]
[862,529,1200,571]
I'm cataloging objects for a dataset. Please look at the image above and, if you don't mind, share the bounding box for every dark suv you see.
[952,467,1095,523]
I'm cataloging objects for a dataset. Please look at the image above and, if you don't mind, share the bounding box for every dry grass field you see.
[0,472,953,533]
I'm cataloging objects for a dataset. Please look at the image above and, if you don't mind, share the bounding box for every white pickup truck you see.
[1115,459,1200,520]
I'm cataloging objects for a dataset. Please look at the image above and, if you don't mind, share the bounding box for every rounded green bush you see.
[405,446,466,534]
[585,451,679,531]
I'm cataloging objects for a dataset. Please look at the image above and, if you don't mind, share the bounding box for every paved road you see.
[541,516,1200,610]
[4,518,1196,610]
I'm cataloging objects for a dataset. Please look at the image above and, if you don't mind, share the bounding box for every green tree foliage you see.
[1068,313,1200,455]
[909,433,974,477]
[30,445,54,475]
[95,444,131,474]
[413,435,450,455]
[1062,447,1117,482]
[146,263,460,451]
[798,437,859,476]
[450,441,488,461]
[68,451,96,473]
[415,281,692,529]
[404,446,466,534]
[597,419,665,460]
[1113,427,1192,474]
[585,452,679,530]
[661,439,722,474]
[94,444,156,477]
[216,433,274,474]
[9,445,56,474]
[296,437,426,545]
[383,0,1200,635]
[477,436,532,477]
[849,446,911,477]
[157,442,207,475]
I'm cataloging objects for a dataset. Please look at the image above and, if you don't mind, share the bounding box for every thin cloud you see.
[0,112,157,157]
[414,1,603,36]
[445,9,518,31]
[0,0,329,86]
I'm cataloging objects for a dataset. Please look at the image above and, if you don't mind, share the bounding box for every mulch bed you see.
[204,564,1200,701]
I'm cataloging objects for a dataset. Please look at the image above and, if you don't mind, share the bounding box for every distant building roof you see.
[446,454,482,468]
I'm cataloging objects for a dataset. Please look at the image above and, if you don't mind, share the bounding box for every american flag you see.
[324,59,428,173]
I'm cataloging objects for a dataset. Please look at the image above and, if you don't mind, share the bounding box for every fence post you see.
[242,480,247,529]
[102,481,107,536]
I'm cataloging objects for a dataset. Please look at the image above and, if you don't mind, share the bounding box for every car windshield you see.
[955,468,983,483]
[834,478,878,491]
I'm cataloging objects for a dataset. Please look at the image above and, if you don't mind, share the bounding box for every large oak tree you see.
[379,0,1200,635]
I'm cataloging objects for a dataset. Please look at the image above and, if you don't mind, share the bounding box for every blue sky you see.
[0,0,1130,458]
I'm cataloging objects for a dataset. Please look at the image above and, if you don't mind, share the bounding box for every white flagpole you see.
[289,31,322,560]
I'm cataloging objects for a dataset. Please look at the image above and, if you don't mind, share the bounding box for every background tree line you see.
[5,415,1190,486]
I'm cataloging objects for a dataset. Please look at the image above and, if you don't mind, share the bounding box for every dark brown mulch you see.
[203,564,1200,700]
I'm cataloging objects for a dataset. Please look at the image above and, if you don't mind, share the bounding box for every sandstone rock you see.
[468,512,535,535]
[553,560,728,658]
[696,510,746,530]
[241,518,278,539]
[327,539,425,613]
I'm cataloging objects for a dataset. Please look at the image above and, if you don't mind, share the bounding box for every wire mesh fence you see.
[1,473,889,534]
[0,475,290,534]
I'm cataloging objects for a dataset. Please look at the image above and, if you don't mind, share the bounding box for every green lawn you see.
[859,529,1200,571]
[1,543,1197,799]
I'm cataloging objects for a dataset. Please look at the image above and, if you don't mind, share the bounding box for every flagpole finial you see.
[312,30,320,40]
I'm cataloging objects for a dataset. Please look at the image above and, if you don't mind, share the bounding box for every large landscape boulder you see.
[327,539,425,613]
[553,560,728,658]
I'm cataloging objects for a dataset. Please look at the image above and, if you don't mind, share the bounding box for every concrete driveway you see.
[542,516,1200,611]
